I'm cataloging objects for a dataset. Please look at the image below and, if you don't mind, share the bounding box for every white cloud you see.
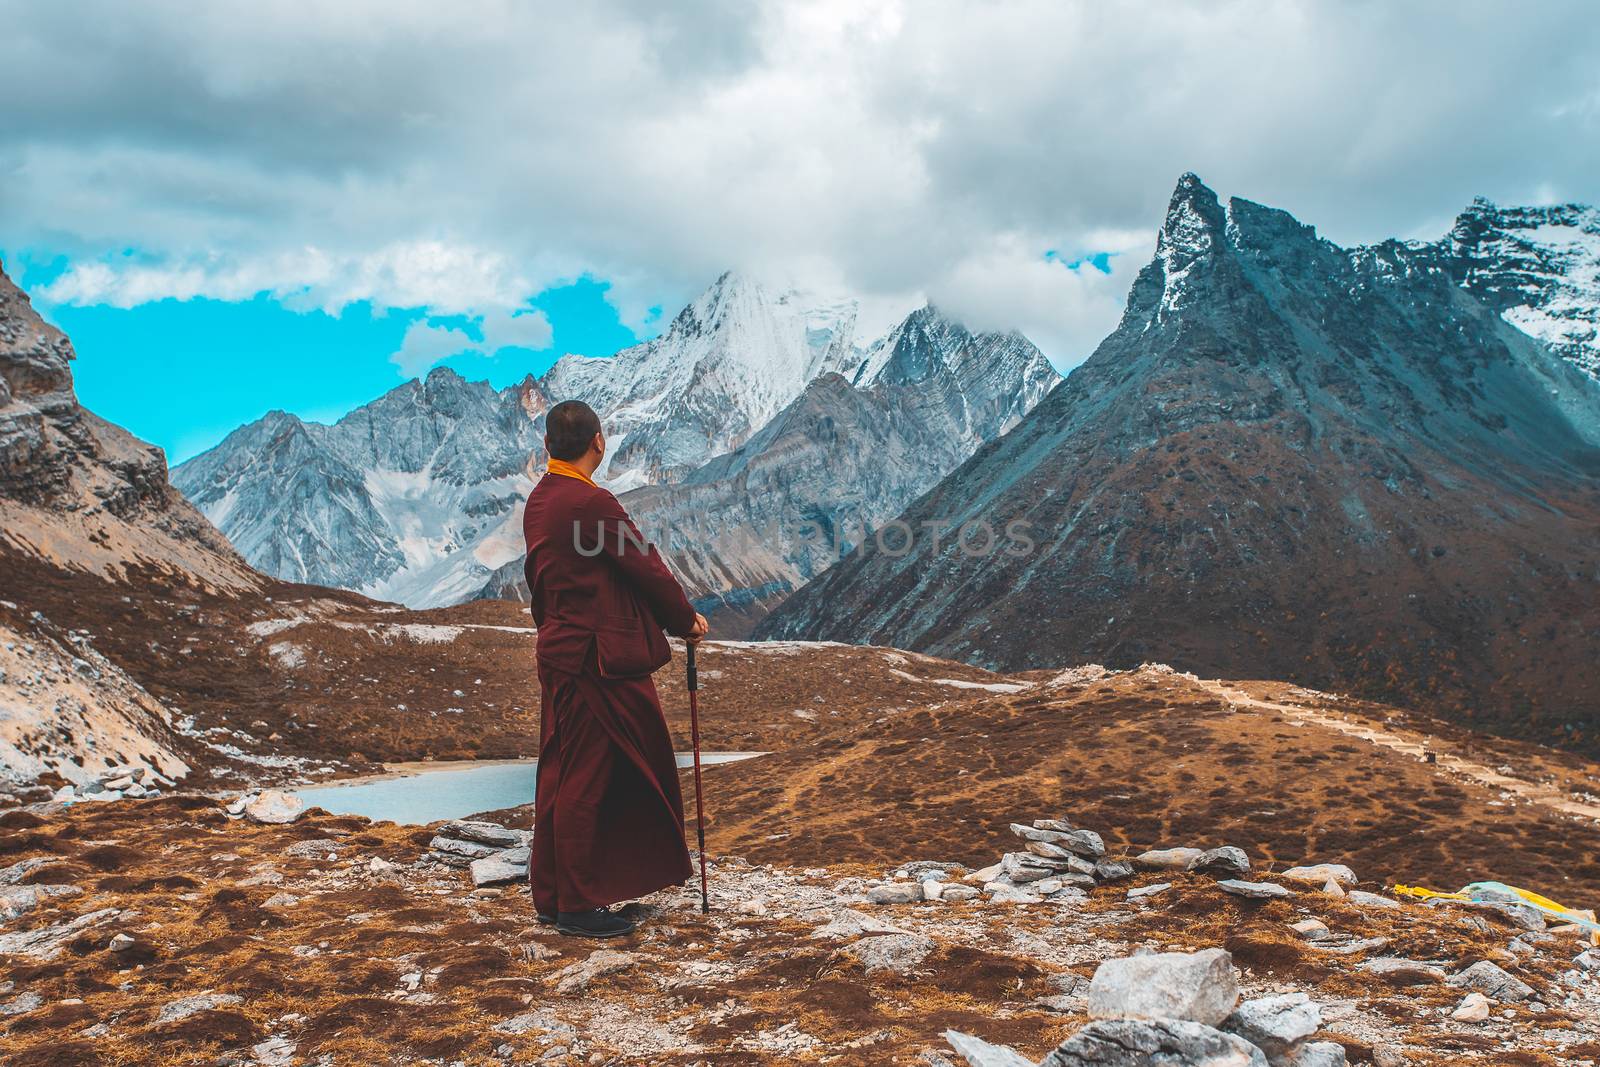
[390,307,554,376]
[39,241,531,316]
[4,0,1598,372]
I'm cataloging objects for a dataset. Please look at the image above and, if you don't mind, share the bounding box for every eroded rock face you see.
[0,260,251,588]
[1086,948,1240,1027]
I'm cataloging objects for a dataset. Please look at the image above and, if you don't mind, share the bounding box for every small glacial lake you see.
[293,753,766,825]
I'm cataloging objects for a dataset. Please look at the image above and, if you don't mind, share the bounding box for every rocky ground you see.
[2,794,1599,1065]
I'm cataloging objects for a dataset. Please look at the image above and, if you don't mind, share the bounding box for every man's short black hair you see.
[545,400,602,461]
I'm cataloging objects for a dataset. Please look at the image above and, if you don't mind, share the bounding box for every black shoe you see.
[555,908,636,938]
[536,912,556,925]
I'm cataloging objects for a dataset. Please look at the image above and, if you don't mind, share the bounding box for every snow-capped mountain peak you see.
[540,270,896,491]
[1442,198,1600,381]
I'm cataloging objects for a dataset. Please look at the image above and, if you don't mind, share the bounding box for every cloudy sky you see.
[3,0,1598,462]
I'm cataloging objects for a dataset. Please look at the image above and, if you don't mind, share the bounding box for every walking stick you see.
[686,642,710,914]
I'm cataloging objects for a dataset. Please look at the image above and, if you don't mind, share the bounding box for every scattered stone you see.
[428,836,500,862]
[367,857,395,874]
[1459,897,1546,932]
[494,1010,578,1037]
[1574,947,1600,972]
[811,909,908,940]
[0,882,81,921]
[0,908,121,960]
[285,838,341,859]
[156,991,244,1024]
[1450,992,1491,1022]
[1279,864,1357,888]
[868,882,924,905]
[1,857,65,886]
[244,791,305,825]
[1357,958,1446,983]
[945,1030,1035,1067]
[845,932,936,974]
[1287,1042,1347,1067]
[107,932,137,952]
[1092,860,1135,882]
[1087,948,1239,1026]
[1,991,41,1016]
[1289,918,1330,941]
[1032,994,1080,1013]
[1003,853,1060,883]
[1346,890,1399,910]
[1011,823,1105,858]
[1127,883,1173,901]
[898,860,966,880]
[966,861,1005,884]
[1321,879,1345,898]
[1192,846,1251,877]
[1040,1019,1269,1067]
[262,893,300,908]
[922,879,945,901]
[941,884,980,903]
[440,820,527,849]
[986,884,1043,904]
[252,1037,297,1066]
[1320,936,1389,956]
[470,850,530,887]
[1134,847,1204,871]
[1448,960,1534,1002]
[1223,992,1320,1063]
[237,868,283,887]
[551,949,637,995]
[1218,879,1291,900]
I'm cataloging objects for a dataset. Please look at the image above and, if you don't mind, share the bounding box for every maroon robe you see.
[522,470,698,914]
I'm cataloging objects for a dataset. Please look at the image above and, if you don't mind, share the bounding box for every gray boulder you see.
[1127,883,1174,901]
[945,1031,1036,1067]
[868,882,924,904]
[243,790,304,824]
[440,820,527,849]
[845,932,936,974]
[1135,848,1204,871]
[1040,1019,1269,1066]
[1286,1043,1346,1067]
[1217,880,1290,900]
[156,992,244,1024]
[1192,847,1251,878]
[1087,948,1240,1026]
[428,836,500,861]
[1223,993,1320,1064]
[1011,823,1106,858]
[469,851,529,887]
[1447,960,1535,1002]
[1357,958,1446,983]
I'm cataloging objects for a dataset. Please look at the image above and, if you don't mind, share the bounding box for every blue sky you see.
[6,251,648,464]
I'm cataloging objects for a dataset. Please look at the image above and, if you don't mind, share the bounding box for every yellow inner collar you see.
[545,457,597,487]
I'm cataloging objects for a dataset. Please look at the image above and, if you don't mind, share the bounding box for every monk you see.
[522,400,710,938]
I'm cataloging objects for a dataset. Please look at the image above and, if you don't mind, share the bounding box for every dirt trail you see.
[1201,680,1600,823]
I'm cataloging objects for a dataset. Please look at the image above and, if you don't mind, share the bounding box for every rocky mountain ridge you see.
[758,175,1600,746]
[479,306,1059,630]
[176,277,1057,610]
